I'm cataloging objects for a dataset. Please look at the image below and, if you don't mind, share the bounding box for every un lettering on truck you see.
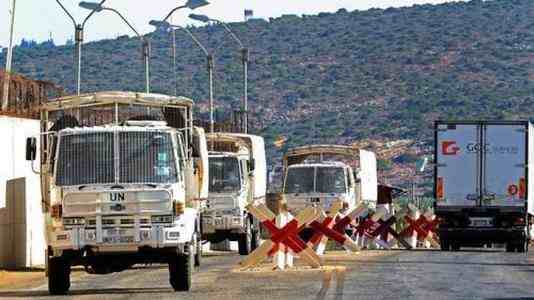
[436,122,529,209]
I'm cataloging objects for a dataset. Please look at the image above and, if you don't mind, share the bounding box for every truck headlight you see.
[63,217,85,226]
[174,202,185,215]
[166,231,180,240]
[56,233,70,241]
[151,215,173,223]
[140,231,150,241]
[86,231,96,241]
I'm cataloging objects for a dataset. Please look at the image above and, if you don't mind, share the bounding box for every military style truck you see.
[282,145,378,213]
[435,120,533,252]
[25,91,206,294]
[201,133,266,255]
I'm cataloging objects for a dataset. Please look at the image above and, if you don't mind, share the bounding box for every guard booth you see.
[0,116,45,269]
[0,72,59,269]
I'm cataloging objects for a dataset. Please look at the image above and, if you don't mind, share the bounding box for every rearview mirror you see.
[26,137,37,161]
[416,156,429,174]
[249,158,256,172]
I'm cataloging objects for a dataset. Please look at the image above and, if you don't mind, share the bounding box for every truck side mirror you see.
[416,156,429,174]
[249,158,256,172]
[26,137,37,161]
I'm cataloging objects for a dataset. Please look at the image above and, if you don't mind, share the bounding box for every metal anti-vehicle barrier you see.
[238,202,440,271]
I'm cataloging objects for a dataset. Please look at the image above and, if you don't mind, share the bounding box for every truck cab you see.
[26,91,202,294]
[282,145,378,213]
[201,133,266,255]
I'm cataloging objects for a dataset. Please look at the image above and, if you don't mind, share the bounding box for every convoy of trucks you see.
[434,121,533,252]
[202,133,266,255]
[25,92,205,294]
[19,88,533,296]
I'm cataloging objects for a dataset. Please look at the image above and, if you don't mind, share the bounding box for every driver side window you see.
[175,132,186,182]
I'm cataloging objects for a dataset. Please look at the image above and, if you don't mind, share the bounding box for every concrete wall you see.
[0,117,45,269]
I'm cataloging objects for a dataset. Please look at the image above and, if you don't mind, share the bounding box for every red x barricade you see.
[399,210,440,248]
[353,208,412,250]
[240,204,322,269]
[308,203,367,254]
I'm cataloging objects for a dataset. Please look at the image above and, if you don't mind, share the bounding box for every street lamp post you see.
[1,0,16,111]
[56,0,105,96]
[79,1,150,94]
[150,20,214,135]
[161,0,209,23]
[189,14,249,133]
[149,0,209,97]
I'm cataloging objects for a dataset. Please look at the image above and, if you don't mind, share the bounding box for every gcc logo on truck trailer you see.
[442,141,460,156]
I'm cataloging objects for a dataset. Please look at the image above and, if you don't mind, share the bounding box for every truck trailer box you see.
[434,120,533,251]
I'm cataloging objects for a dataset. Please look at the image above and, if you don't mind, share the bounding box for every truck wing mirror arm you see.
[26,137,41,175]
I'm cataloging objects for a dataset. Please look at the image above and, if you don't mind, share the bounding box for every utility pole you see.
[2,0,16,111]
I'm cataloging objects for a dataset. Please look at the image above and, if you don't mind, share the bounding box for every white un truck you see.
[25,92,205,294]
[282,145,378,213]
[435,121,533,252]
[201,133,266,255]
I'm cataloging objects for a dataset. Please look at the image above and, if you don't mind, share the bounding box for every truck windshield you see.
[119,131,177,184]
[316,167,346,193]
[55,131,178,186]
[285,167,314,193]
[284,166,346,194]
[209,157,241,193]
[56,132,115,186]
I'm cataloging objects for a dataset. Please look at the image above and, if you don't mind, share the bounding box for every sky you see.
[0,0,467,47]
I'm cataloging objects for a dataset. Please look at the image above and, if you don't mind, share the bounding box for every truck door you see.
[359,150,377,208]
[436,123,480,207]
[482,124,526,207]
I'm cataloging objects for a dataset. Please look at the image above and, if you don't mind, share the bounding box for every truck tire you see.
[194,232,202,267]
[238,220,252,255]
[517,241,527,253]
[251,227,261,251]
[48,257,71,295]
[169,244,193,292]
[506,242,516,253]
[440,239,450,251]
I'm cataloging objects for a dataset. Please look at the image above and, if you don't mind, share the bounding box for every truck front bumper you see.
[201,214,244,233]
[49,208,199,255]
[49,224,189,253]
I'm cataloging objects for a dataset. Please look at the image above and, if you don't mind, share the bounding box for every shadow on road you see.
[352,260,534,267]
[0,287,172,298]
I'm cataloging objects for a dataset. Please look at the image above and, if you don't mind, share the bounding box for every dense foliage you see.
[4,0,534,166]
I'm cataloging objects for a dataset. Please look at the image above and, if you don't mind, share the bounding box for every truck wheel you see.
[517,242,526,253]
[169,244,193,292]
[48,257,71,295]
[194,233,202,267]
[251,227,261,251]
[440,239,450,251]
[238,220,252,255]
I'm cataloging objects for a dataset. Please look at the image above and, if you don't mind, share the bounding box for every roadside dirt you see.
[0,267,86,290]
[0,270,45,290]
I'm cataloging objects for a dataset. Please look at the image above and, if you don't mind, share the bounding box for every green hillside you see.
[4,0,534,172]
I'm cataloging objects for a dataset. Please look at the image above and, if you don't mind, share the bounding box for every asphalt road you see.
[1,248,533,300]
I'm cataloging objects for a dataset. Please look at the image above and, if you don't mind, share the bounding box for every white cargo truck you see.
[201,133,266,255]
[282,145,378,213]
[435,121,533,252]
[25,92,204,294]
